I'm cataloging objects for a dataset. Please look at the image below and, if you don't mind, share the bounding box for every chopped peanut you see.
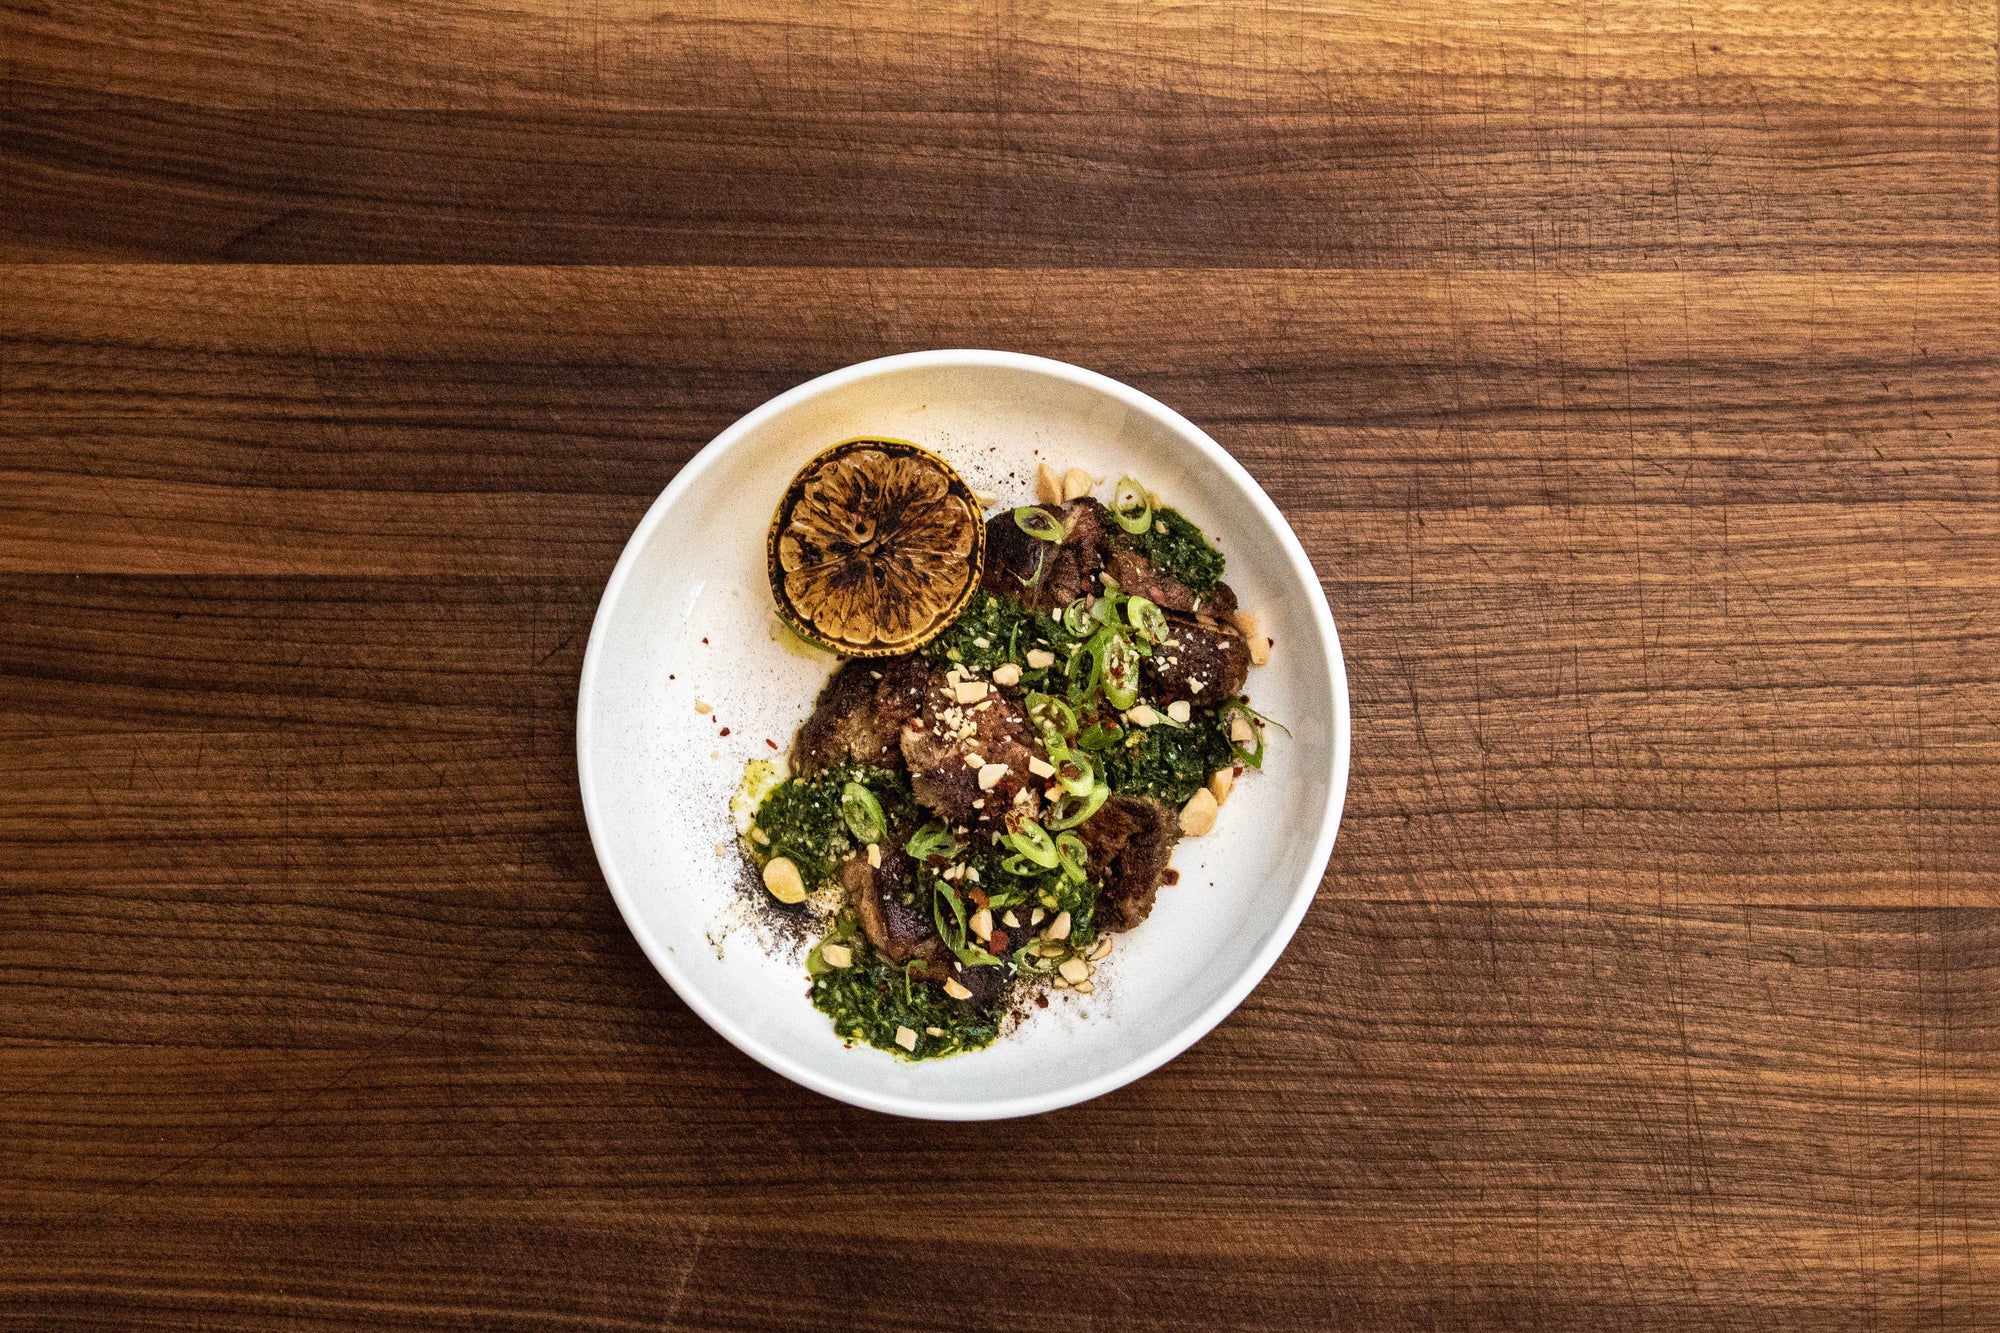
[1230,714,1256,744]
[970,907,994,942]
[1036,462,1063,506]
[762,856,807,903]
[943,977,974,1001]
[1058,956,1091,984]
[1061,467,1096,502]
[1027,755,1057,779]
[1207,767,1236,804]
[991,663,1022,687]
[1179,787,1220,836]
[953,679,988,705]
[1126,704,1160,727]
[1045,910,1072,941]
[1025,648,1056,670]
[1248,635,1271,667]
[895,1025,918,1051]
[1166,699,1192,724]
[977,762,1009,790]
[819,943,853,968]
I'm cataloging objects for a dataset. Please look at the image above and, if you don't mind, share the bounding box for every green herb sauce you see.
[1138,508,1225,598]
[923,589,1064,673]
[751,765,911,888]
[809,946,1001,1060]
[1102,708,1233,804]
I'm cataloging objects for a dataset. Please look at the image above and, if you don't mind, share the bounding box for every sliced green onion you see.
[1057,750,1095,798]
[1012,940,1056,975]
[1026,692,1078,738]
[1089,594,1120,627]
[1000,852,1039,877]
[1003,819,1059,868]
[1110,476,1154,535]
[839,781,886,844]
[1044,781,1110,830]
[1062,599,1095,637]
[906,825,959,861]
[1013,506,1065,543]
[1014,544,1048,589]
[1102,636,1141,710]
[1125,595,1168,644]
[1075,720,1122,751]
[1055,831,1089,883]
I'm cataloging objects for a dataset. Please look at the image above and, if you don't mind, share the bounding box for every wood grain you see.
[3,0,1998,1327]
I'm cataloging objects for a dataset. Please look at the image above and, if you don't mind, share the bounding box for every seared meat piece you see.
[899,667,1048,831]
[844,839,938,966]
[982,498,1106,613]
[1102,544,1196,613]
[1077,793,1182,931]
[1202,579,1239,621]
[790,655,931,775]
[1142,612,1250,707]
[841,847,1007,1003]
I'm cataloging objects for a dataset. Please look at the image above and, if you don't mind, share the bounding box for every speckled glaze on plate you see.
[577,351,1350,1120]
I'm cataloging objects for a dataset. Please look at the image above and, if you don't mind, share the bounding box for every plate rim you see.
[576,349,1352,1120]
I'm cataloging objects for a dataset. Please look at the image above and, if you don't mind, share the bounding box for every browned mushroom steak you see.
[790,655,931,775]
[840,845,1009,1004]
[1102,544,1196,613]
[898,668,1049,831]
[1142,612,1250,707]
[1077,793,1182,931]
[982,498,1107,613]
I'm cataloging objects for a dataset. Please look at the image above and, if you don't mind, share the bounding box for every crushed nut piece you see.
[1231,714,1256,744]
[1208,768,1236,805]
[693,699,712,714]
[991,662,1022,687]
[895,1025,918,1051]
[1126,704,1160,727]
[943,977,974,1001]
[1180,787,1220,836]
[1087,937,1112,962]
[1045,910,1072,941]
[970,908,994,942]
[954,679,988,705]
[1058,956,1091,983]
[977,762,1009,790]
[1248,635,1271,667]
[866,842,882,868]
[1061,467,1096,502]
[1166,700,1192,724]
[762,856,807,904]
[1027,755,1057,779]
[819,942,853,969]
[1002,910,1021,928]
[1025,648,1056,670]
[1036,462,1063,506]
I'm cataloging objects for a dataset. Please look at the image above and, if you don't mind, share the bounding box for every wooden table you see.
[4,2,1996,1327]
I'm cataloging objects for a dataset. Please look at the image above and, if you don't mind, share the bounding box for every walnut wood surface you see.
[3,2,1997,1328]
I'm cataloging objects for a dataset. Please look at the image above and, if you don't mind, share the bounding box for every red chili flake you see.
[967,888,990,910]
[701,637,709,645]
[1035,994,1049,1008]
[989,928,1010,953]
[668,673,676,680]
[765,738,779,749]
[718,727,730,737]
[1162,868,1181,886]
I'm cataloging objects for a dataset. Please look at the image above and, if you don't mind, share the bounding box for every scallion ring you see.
[839,781,886,844]
[1055,831,1089,883]
[1044,781,1110,830]
[1124,595,1168,644]
[1110,476,1154,535]
[1057,750,1095,798]
[1002,819,1059,868]
[1013,506,1066,543]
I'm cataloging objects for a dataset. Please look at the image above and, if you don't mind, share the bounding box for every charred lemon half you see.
[768,438,985,656]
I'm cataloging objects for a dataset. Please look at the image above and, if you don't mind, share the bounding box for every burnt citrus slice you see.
[769,438,984,656]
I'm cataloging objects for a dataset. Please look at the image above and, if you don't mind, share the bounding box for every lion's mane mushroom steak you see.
[898,666,1051,831]
[789,656,931,776]
[1077,793,1183,932]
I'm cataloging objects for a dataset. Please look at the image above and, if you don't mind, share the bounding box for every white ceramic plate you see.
[577,350,1349,1120]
